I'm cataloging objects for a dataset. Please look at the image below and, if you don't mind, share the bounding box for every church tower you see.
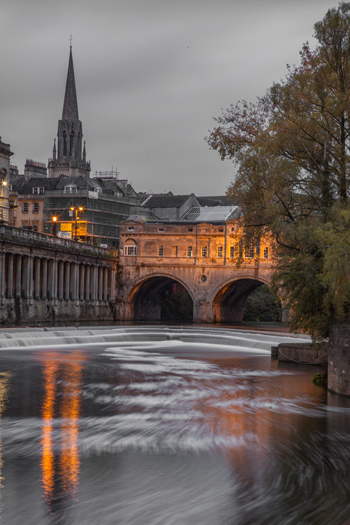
[48,45,91,178]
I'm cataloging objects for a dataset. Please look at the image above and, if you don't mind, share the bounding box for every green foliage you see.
[206,3,350,339]
[243,285,282,322]
[312,372,328,387]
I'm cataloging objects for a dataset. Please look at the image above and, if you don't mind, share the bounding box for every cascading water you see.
[0,326,349,525]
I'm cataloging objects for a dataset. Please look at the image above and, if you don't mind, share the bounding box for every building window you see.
[158,245,163,257]
[124,245,137,256]
[33,202,39,213]
[201,246,208,258]
[187,246,193,257]
[219,228,224,232]
[32,222,39,232]
[33,187,44,195]
[229,246,234,258]
[245,245,255,258]
[23,202,28,213]
[64,185,77,194]
[128,227,134,231]
[217,246,223,258]
[188,228,193,232]
[264,247,269,259]
[172,246,178,257]
[158,228,164,232]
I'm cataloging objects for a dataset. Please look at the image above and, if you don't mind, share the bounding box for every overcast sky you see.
[1,0,337,196]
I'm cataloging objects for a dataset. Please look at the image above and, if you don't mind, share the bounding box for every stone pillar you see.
[0,253,5,304]
[41,259,48,300]
[34,258,41,299]
[328,325,350,396]
[110,268,116,301]
[98,267,103,302]
[70,263,79,301]
[91,266,97,302]
[79,265,85,301]
[103,267,108,301]
[28,256,34,303]
[58,261,64,300]
[47,260,54,300]
[15,255,22,299]
[6,253,14,299]
[21,256,29,299]
[52,260,58,304]
[64,262,70,300]
[85,265,91,301]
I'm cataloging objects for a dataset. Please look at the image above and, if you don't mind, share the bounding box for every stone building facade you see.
[117,209,275,323]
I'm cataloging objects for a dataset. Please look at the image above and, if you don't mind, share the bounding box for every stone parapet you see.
[277,343,328,366]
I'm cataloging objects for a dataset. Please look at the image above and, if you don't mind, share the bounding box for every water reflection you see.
[0,372,10,523]
[39,352,85,519]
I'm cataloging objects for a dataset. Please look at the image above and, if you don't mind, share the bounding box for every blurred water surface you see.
[0,327,348,525]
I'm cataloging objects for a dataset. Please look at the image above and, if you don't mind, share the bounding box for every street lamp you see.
[52,215,58,236]
[70,206,83,240]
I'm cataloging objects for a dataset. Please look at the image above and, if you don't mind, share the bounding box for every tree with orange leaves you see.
[206,3,350,338]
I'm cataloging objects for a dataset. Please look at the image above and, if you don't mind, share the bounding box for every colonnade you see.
[1,252,115,304]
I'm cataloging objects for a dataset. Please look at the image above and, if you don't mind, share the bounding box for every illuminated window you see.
[264,247,269,259]
[124,239,137,256]
[201,246,208,258]
[229,246,234,258]
[125,245,137,256]
[217,246,223,258]
[187,246,193,257]
[158,245,163,257]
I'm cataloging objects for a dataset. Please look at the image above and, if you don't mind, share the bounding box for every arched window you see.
[124,238,137,256]
[63,131,67,156]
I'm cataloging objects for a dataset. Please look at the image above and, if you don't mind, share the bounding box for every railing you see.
[0,224,112,257]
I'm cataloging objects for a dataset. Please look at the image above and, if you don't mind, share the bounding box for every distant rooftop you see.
[182,206,240,222]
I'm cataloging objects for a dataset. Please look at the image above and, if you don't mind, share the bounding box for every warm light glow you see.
[70,207,74,211]
[39,352,86,510]
[1,181,7,186]
[79,207,83,211]
[52,216,57,222]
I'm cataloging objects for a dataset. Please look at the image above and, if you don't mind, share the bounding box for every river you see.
[0,325,348,525]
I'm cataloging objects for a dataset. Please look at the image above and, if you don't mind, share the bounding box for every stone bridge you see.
[117,217,280,323]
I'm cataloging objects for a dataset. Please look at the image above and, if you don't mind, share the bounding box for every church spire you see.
[62,45,79,121]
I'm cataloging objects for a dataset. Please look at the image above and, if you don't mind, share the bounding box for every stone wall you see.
[328,325,350,396]
[277,343,328,366]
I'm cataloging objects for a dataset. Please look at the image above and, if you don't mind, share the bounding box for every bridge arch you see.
[122,273,195,322]
[209,275,274,323]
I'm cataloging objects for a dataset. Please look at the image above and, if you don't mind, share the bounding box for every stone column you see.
[21,256,29,299]
[79,265,85,301]
[70,263,79,301]
[98,267,103,302]
[34,258,41,299]
[110,268,116,301]
[15,255,22,299]
[103,267,109,301]
[52,260,58,304]
[90,266,97,302]
[41,259,47,300]
[6,253,14,299]
[0,252,5,304]
[64,262,70,300]
[85,265,91,301]
[58,261,64,300]
[47,260,54,300]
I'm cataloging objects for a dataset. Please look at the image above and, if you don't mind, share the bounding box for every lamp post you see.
[70,206,83,240]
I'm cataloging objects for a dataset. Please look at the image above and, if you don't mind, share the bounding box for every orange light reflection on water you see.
[39,351,86,510]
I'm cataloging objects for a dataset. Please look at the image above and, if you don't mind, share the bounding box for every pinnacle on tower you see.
[62,46,79,121]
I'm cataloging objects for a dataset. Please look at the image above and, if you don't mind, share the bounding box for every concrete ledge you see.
[278,343,328,366]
